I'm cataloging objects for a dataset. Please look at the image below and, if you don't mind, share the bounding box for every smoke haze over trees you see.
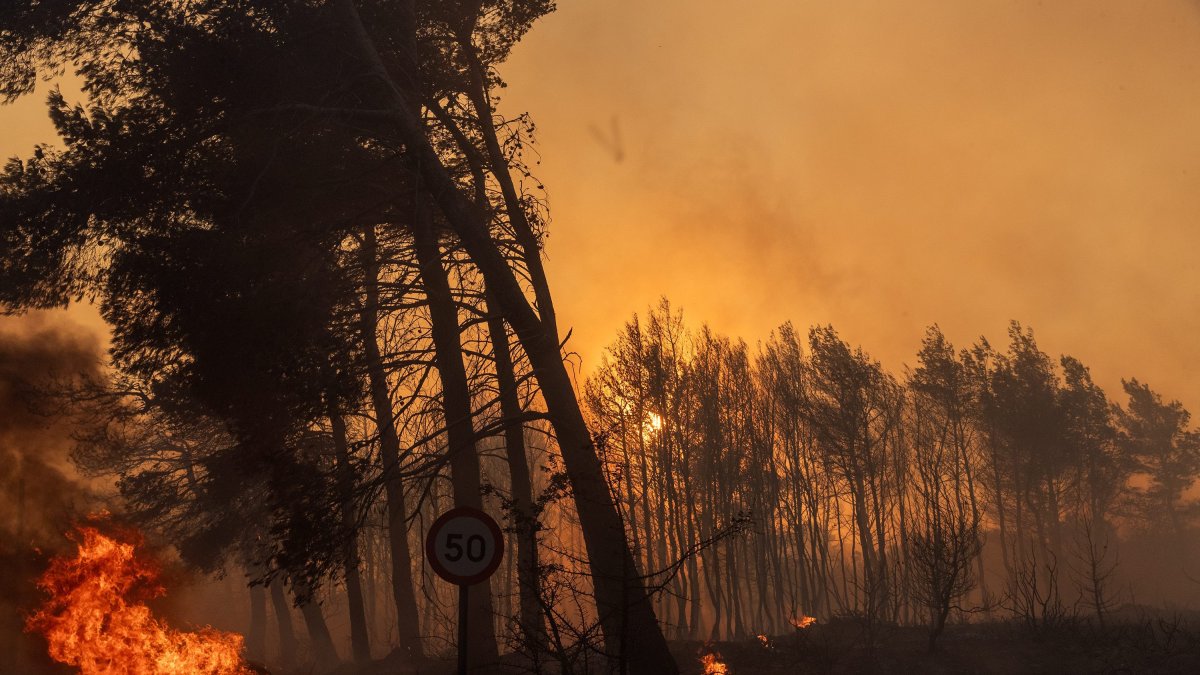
[2,2,1200,675]
[585,299,1200,647]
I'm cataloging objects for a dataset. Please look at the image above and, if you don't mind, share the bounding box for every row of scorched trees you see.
[585,299,1200,648]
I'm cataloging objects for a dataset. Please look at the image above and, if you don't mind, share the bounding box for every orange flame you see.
[756,633,770,648]
[25,525,253,675]
[701,652,729,675]
[789,615,817,629]
[699,643,729,674]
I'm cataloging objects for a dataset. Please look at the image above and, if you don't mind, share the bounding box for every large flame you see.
[25,525,253,675]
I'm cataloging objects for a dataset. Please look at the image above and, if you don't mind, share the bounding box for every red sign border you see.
[425,506,505,586]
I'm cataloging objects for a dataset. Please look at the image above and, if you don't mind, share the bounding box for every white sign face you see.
[425,507,503,585]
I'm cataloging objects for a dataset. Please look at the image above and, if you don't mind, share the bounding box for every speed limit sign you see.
[426,506,504,586]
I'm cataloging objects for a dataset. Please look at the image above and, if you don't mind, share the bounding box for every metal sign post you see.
[457,583,469,674]
[425,507,504,675]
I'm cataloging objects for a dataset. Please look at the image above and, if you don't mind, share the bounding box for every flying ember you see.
[25,524,253,675]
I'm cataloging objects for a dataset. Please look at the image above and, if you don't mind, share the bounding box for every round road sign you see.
[425,507,504,586]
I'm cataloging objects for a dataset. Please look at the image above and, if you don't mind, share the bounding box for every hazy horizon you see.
[5,0,1200,408]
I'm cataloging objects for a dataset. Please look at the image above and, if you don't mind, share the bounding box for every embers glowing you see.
[25,525,252,675]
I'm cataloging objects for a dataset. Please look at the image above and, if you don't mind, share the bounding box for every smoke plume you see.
[0,312,104,674]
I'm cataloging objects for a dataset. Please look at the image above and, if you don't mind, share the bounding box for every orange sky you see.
[4,0,1200,409]
[501,0,1200,407]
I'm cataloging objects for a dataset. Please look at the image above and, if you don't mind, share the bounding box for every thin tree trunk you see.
[269,582,299,669]
[329,401,372,662]
[296,587,341,671]
[485,296,545,652]
[358,225,424,659]
[682,459,703,639]
[247,580,267,664]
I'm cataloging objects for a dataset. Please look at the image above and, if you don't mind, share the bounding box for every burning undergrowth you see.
[0,317,263,674]
[699,642,730,674]
[26,519,255,675]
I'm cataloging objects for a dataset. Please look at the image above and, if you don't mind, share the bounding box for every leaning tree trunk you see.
[295,585,341,671]
[246,576,267,664]
[484,294,545,653]
[332,3,678,671]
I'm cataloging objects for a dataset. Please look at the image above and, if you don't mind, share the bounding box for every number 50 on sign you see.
[426,507,504,586]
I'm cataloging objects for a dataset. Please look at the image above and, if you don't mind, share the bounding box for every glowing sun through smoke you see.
[25,524,253,675]
[643,411,663,438]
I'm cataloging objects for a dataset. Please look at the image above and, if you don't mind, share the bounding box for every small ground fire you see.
[26,524,252,675]
[788,615,817,630]
[700,649,729,675]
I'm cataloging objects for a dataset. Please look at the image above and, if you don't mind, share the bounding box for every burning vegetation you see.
[26,524,252,675]
[699,643,729,675]
[788,616,817,630]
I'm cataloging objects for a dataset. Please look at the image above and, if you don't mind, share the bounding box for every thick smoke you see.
[0,313,104,674]
[502,0,1200,408]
